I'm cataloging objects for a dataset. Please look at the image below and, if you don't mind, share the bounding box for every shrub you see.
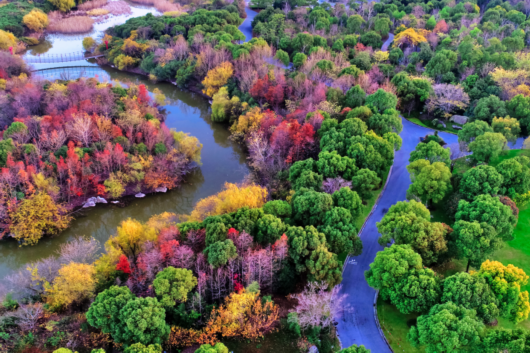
[23,9,49,32]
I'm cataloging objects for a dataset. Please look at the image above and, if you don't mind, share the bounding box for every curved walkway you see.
[336,117,458,351]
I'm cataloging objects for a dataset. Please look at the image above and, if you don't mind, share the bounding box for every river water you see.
[0,2,257,278]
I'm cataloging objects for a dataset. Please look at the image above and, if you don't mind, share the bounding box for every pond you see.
[0,4,257,278]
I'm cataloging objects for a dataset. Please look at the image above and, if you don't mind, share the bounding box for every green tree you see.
[452,220,501,271]
[306,244,342,286]
[351,169,381,200]
[407,160,452,206]
[205,222,227,246]
[0,138,15,167]
[473,96,507,124]
[507,94,530,134]
[292,170,323,191]
[332,39,344,52]
[293,53,307,69]
[318,207,361,255]
[360,31,383,48]
[86,286,136,339]
[367,110,403,135]
[316,150,358,180]
[457,120,493,145]
[289,158,316,184]
[496,156,530,197]
[347,14,365,34]
[408,302,484,352]
[391,72,432,114]
[263,200,291,219]
[204,240,238,268]
[425,50,458,78]
[426,16,436,30]
[195,343,229,353]
[479,328,530,352]
[344,85,366,108]
[459,165,503,201]
[338,346,370,353]
[365,244,423,300]
[347,131,395,178]
[455,194,517,241]
[153,267,197,307]
[441,272,499,323]
[340,118,368,137]
[468,132,507,163]
[125,343,162,353]
[390,267,441,314]
[409,140,450,166]
[332,187,362,218]
[255,214,288,244]
[292,188,334,226]
[274,49,290,66]
[365,89,398,113]
[119,297,170,346]
[377,200,448,265]
[286,225,326,273]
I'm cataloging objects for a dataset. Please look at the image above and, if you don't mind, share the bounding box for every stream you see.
[0,2,257,279]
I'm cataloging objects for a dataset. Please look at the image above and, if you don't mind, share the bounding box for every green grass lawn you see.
[403,112,462,135]
[377,298,422,353]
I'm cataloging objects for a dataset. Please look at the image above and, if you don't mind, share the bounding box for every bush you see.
[23,9,49,31]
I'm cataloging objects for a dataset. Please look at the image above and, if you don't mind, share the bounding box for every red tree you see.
[116,254,131,274]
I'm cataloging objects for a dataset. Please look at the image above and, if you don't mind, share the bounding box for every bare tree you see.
[426,84,470,119]
[9,303,44,331]
[58,236,100,264]
[67,113,93,147]
[289,282,351,329]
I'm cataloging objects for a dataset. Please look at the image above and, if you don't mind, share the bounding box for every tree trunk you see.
[466,259,471,273]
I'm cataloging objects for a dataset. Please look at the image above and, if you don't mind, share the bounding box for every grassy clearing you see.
[403,112,462,135]
[377,298,422,353]
[452,149,530,176]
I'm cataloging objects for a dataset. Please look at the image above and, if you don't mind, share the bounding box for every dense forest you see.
[2,0,530,351]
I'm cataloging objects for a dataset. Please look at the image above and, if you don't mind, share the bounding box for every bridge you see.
[31,66,111,81]
[24,52,104,64]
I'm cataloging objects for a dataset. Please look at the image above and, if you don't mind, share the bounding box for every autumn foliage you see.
[0,78,201,244]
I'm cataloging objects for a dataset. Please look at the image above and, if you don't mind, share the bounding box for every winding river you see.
[0,2,257,278]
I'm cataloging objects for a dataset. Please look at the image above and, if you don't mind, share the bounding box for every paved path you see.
[336,117,458,352]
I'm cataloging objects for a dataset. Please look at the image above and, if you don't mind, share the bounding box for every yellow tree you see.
[45,262,96,309]
[490,67,530,100]
[189,183,267,221]
[475,260,530,323]
[206,290,279,340]
[23,9,49,31]
[0,29,17,50]
[8,192,71,246]
[172,131,203,165]
[373,50,390,63]
[202,62,234,97]
[230,107,264,140]
[492,116,521,143]
[393,28,428,48]
[107,218,158,260]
